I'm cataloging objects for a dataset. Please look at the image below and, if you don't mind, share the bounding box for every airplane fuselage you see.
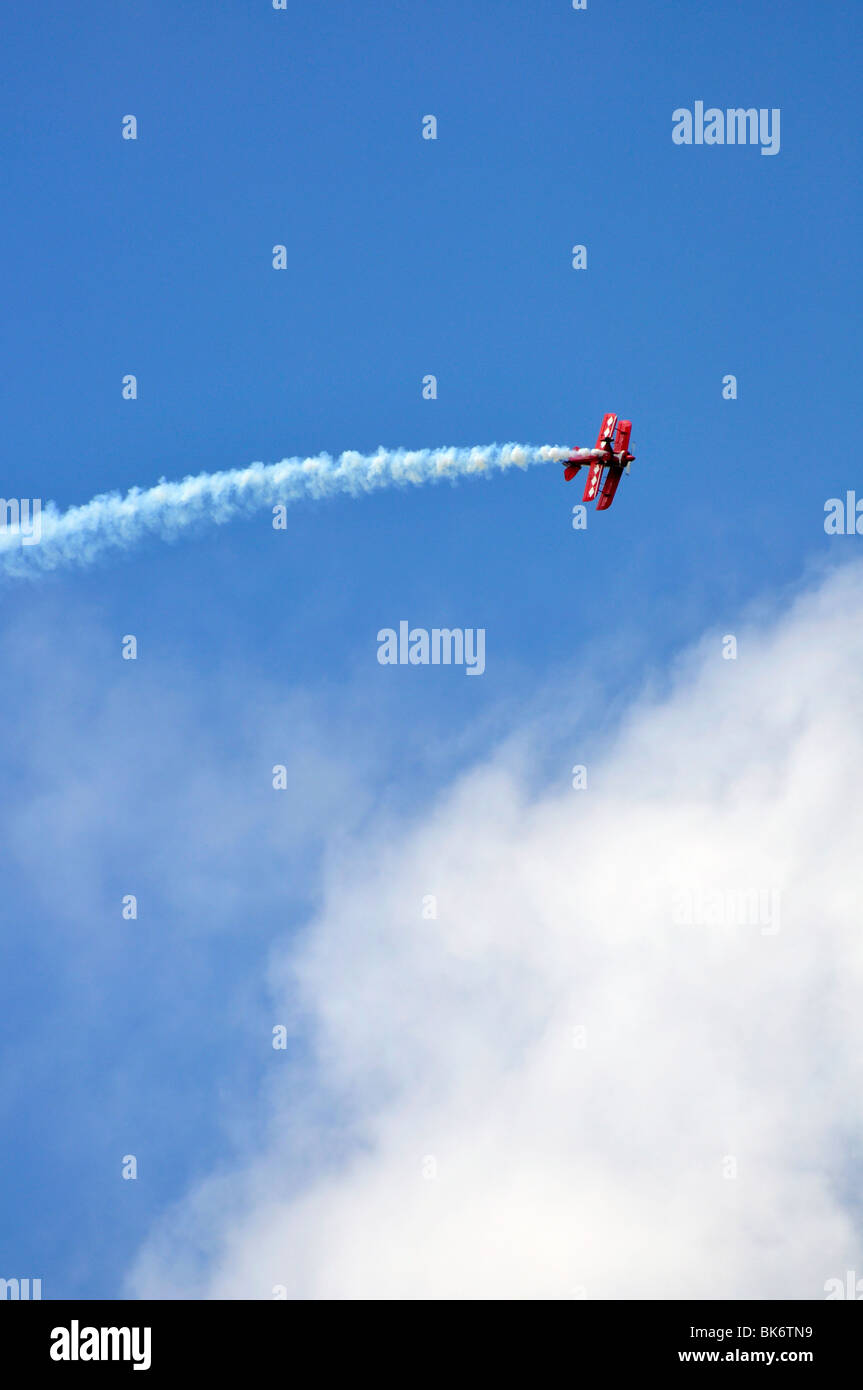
[567,446,633,467]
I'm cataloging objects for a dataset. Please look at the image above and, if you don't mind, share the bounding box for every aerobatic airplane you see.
[561,413,635,511]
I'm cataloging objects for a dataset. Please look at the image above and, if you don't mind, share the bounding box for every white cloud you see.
[129,561,863,1300]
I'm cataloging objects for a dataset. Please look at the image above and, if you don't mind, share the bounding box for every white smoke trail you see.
[0,443,571,578]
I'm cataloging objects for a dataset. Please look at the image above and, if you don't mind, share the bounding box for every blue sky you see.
[1,0,862,1299]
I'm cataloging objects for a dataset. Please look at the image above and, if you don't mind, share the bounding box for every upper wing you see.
[595,412,618,448]
[613,419,632,454]
[595,464,624,511]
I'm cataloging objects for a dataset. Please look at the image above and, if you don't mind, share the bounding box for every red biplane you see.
[562,413,635,511]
